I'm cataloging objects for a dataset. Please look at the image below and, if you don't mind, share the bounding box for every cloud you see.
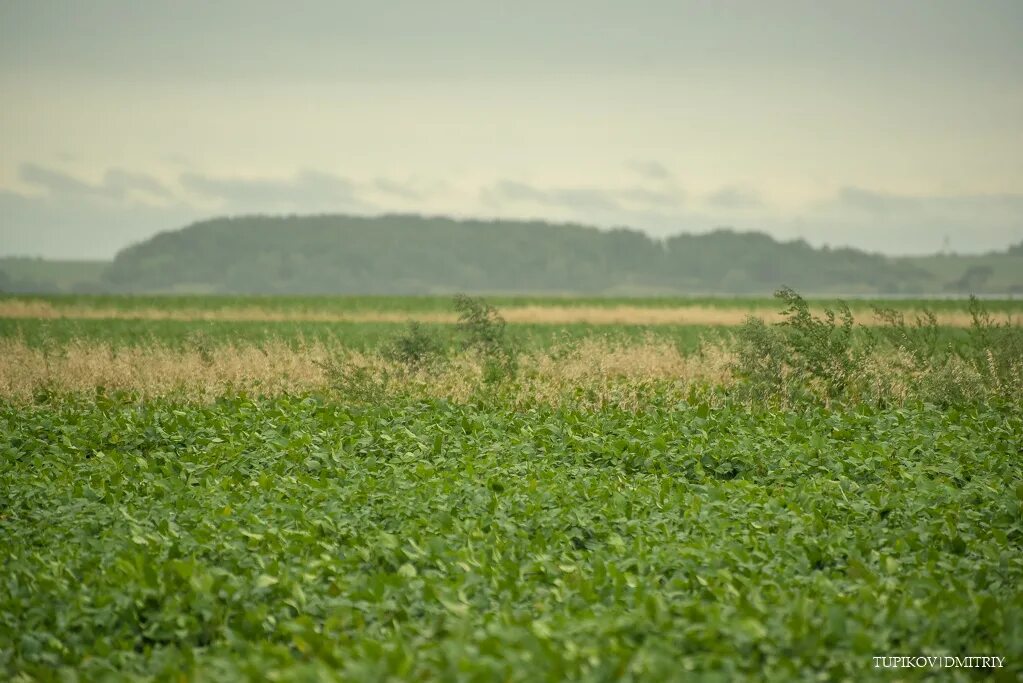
[627,160,673,181]
[483,180,621,212]
[18,163,174,202]
[834,186,1023,218]
[4,164,379,259]
[483,179,685,213]
[483,180,545,204]
[373,178,423,201]
[475,178,700,241]
[0,188,201,259]
[481,179,1022,254]
[794,188,1023,254]
[618,187,685,209]
[179,169,370,212]
[19,163,101,197]
[103,169,174,200]
[5,165,1021,259]
[706,185,762,209]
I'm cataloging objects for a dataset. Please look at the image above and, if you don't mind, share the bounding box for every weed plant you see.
[732,288,1022,407]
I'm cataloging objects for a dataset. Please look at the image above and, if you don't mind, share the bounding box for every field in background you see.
[5,292,1023,315]
[1,293,1021,334]
[0,317,720,354]
[3,292,1018,359]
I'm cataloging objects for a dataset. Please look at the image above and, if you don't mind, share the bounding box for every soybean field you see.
[2,291,1021,681]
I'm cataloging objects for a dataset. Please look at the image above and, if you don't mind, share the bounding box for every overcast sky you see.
[1,0,1021,258]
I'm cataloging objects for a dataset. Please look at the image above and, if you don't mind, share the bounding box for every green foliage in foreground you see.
[2,394,1021,681]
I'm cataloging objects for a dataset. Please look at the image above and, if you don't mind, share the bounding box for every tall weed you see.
[453,294,518,382]
[731,287,1021,406]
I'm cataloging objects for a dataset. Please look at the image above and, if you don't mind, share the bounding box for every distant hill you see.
[96,214,930,295]
[5,214,1023,295]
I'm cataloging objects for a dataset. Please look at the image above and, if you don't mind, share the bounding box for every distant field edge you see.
[1,296,1021,327]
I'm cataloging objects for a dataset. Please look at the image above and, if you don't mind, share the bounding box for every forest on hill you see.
[4,214,1023,295]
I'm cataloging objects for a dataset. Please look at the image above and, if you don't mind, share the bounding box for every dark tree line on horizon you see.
[4,214,1023,295]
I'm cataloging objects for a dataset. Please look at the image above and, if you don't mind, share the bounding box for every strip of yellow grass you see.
[0,300,1011,327]
[5,336,1013,408]
[0,339,329,402]
[0,337,733,406]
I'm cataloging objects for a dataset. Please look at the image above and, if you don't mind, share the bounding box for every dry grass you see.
[0,337,735,406]
[1,299,1015,327]
[856,350,988,406]
[3,333,1014,409]
[0,339,329,403]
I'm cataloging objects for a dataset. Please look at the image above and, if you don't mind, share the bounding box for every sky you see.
[1,0,1021,259]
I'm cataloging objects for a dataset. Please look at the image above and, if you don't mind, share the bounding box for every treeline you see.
[4,214,1020,295]
[0,258,108,294]
[101,214,944,295]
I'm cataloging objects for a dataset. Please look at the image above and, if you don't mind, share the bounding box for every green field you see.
[2,292,1021,681]
[4,292,1023,314]
[4,395,1021,681]
[0,317,720,355]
